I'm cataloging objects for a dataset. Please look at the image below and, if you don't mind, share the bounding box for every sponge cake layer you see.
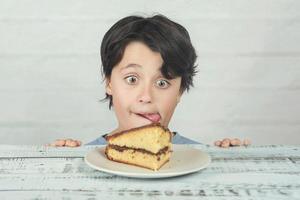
[105,123,172,154]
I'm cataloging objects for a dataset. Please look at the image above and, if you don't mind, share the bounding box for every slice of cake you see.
[105,123,172,171]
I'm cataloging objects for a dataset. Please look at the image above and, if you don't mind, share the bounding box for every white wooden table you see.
[0,144,299,200]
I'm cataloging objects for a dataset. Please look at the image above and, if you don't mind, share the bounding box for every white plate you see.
[84,145,211,178]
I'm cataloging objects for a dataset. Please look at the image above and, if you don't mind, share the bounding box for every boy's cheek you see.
[158,102,178,126]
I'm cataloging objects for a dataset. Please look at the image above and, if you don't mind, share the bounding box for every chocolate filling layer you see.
[109,144,169,155]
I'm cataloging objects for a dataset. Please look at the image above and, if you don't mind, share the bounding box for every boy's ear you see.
[105,78,113,95]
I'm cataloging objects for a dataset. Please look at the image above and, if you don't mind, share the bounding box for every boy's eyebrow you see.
[121,63,142,71]
[120,63,164,76]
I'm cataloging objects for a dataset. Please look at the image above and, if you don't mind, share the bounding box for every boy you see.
[50,15,250,148]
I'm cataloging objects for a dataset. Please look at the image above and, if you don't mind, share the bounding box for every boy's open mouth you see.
[136,113,161,123]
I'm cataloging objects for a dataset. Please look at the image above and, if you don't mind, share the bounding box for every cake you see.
[105,123,173,171]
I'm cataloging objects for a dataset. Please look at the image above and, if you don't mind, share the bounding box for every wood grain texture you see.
[0,144,299,199]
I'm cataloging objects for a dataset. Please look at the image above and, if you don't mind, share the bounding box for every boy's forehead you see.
[113,41,171,77]
[122,42,163,62]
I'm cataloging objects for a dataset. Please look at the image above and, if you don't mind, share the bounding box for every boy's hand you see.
[214,138,251,148]
[47,139,82,147]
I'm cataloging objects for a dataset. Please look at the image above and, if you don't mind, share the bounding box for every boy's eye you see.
[156,79,170,89]
[125,75,138,85]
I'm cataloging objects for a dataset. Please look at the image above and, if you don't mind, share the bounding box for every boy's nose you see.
[138,85,153,103]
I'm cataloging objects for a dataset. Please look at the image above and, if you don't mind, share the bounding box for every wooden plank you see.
[0,144,299,199]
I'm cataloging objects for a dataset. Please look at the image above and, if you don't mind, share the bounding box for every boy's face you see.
[106,41,182,132]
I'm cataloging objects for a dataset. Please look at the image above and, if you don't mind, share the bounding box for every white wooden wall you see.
[0,0,299,145]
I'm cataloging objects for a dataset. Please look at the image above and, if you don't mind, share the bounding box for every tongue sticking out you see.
[140,113,161,123]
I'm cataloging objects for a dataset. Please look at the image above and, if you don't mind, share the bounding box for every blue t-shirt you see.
[86,132,199,145]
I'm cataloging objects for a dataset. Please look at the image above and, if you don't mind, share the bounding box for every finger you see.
[55,139,66,147]
[75,140,82,146]
[214,140,221,146]
[235,138,242,146]
[230,138,241,146]
[221,140,230,148]
[68,140,79,147]
[222,138,231,143]
[65,139,75,147]
[230,139,237,146]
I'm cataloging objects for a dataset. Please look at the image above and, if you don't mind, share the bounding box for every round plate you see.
[84,144,211,178]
